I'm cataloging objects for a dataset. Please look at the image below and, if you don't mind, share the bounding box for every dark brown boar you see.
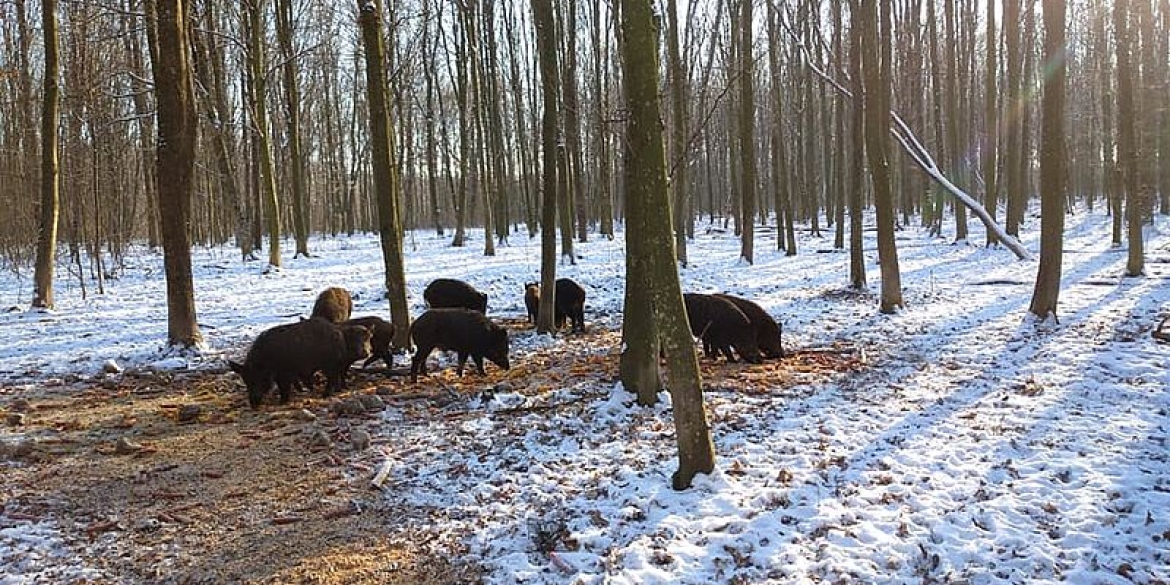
[524,283,540,324]
[409,308,510,383]
[682,293,762,364]
[311,287,353,323]
[554,278,587,332]
[423,278,489,313]
[714,293,784,358]
[345,315,396,367]
[229,317,372,408]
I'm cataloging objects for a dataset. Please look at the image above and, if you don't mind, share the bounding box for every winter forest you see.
[1,0,1170,583]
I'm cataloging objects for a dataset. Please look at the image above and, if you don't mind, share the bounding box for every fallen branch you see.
[801,55,1033,262]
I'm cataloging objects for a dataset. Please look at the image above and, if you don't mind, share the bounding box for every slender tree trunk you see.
[532,0,560,334]
[276,0,309,257]
[357,0,412,349]
[848,0,867,288]
[245,0,281,268]
[1028,0,1066,318]
[192,0,251,262]
[861,0,902,313]
[983,0,999,246]
[1114,0,1144,276]
[766,0,793,257]
[738,0,756,264]
[150,0,202,347]
[593,0,614,239]
[666,0,688,266]
[620,0,715,491]
[562,0,588,244]
[1003,0,1023,237]
[32,0,61,310]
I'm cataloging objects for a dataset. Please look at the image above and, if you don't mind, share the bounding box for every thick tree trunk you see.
[32,0,61,310]
[150,0,202,347]
[620,0,715,491]
[357,0,412,349]
[1028,0,1066,319]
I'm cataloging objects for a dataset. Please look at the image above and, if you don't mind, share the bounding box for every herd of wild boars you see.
[229,278,786,407]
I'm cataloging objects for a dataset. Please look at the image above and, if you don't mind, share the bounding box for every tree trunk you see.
[983,0,999,246]
[150,0,202,347]
[562,0,588,244]
[192,0,252,262]
[276,0,309,257]
[737,0,756,265]
[620,0,715,491]
[1028,0,1066,320]
[32,0,61,310]
[1003,0,1023,237]
[1114,0,1144,277]
[357,0,412,349]
[861,0,902,313]
[532,0,560,335]
[245,0,282,268]
[666,0,688,266]
[593,0,614,239]
[848,0,866,288]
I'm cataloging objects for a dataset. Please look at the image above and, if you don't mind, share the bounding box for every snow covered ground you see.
[2,210,1169,584]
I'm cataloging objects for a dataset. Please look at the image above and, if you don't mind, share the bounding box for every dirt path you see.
[1,320,861,584]
[1,363,482,584]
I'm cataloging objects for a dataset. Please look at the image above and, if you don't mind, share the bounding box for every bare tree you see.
[532,0,560,334]
[357,0,411,349]
[619,0,715,491]
[276,0,310,257]
[666,0,688,266]
[149,0,202,347]
[983,0,1000,247]
[32,0,61,310]
[1114,0,1144,277]
[244,0,282,269]
[737,0,756,264]
[860,0,903,313]
[1027,0,1066,320]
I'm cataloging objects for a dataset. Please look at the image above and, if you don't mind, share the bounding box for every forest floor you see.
[1,317,860,584]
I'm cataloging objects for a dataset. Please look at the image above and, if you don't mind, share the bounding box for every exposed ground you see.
[1,320,858,584]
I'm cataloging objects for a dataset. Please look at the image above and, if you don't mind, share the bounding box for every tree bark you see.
[276,0,310,257]
[245,0,282,268]
[1114,0,1144,277]
[532,0,560,335]
[357,0,412,349]
[861,0,903,313]
[32,0,61,310]
[737,0,756,265]
[150,0,202,347]
[620,0,715,491]
[666,0,688,266]
[983,0,999,247]
[1027,0,1066,319]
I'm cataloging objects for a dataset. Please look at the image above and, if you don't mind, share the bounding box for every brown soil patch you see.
[1,322,862,584]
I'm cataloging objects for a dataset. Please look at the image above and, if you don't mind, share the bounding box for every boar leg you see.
[410,346,433,383]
